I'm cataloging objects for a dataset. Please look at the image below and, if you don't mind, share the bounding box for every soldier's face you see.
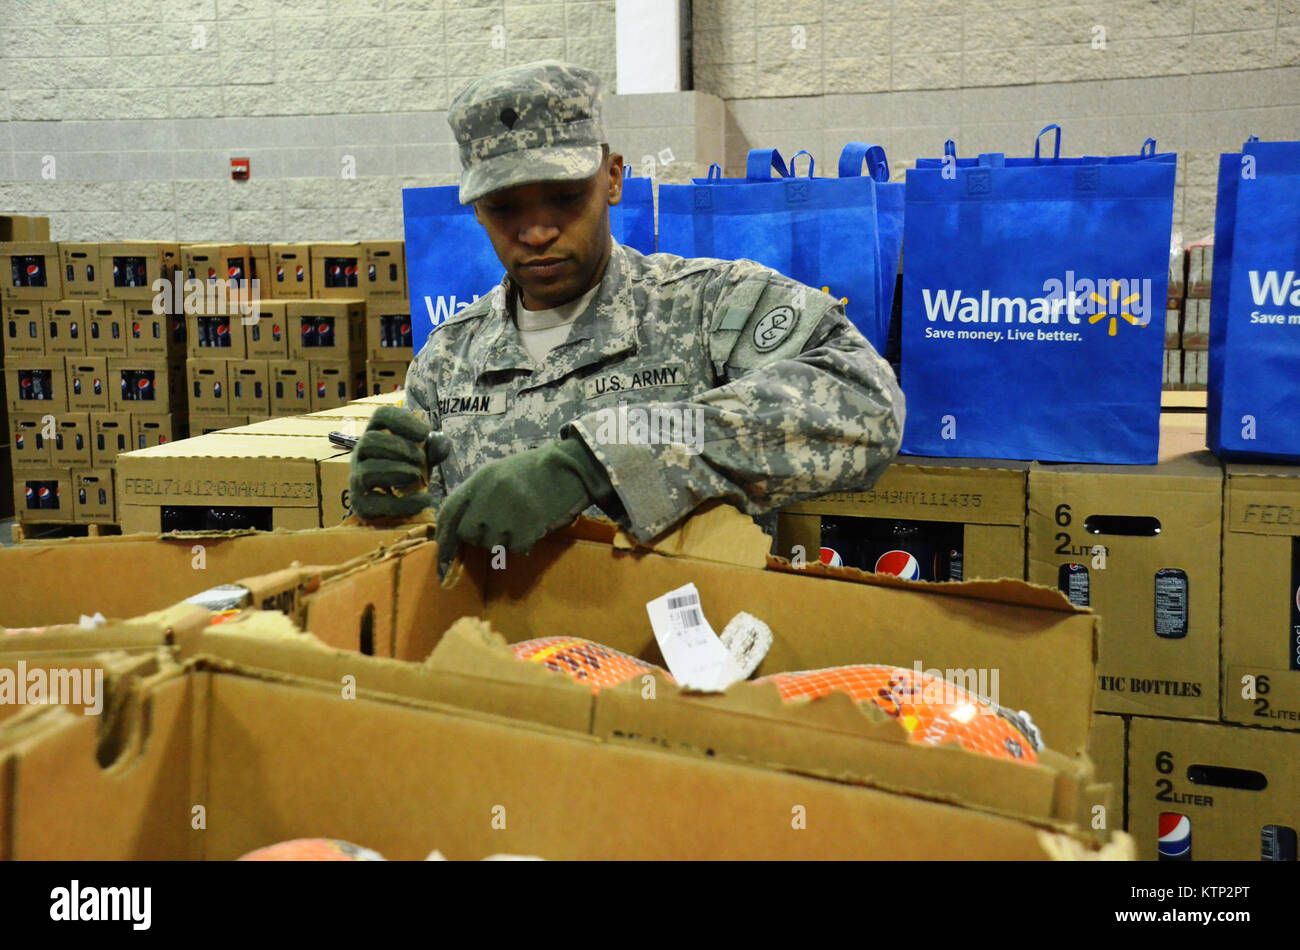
[474,152,624,310]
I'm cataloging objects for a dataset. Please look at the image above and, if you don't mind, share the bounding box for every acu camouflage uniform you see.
[403,60,905,544]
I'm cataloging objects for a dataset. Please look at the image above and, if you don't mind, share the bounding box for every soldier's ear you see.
[472,201,485,225]
[607,152,624,207]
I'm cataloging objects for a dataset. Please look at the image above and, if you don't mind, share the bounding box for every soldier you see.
[349,60,905,580]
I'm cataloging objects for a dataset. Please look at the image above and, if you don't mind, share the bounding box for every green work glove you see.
[349,406,451,522]
[435,435,615,581]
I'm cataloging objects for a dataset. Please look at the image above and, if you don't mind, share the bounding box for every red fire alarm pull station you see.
[231,158,250,180]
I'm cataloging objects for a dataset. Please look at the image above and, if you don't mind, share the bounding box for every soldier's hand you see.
[349,407,452,521]
[435,436,614,581]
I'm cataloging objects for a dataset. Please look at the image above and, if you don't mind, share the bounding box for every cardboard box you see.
[0,525,417,628]
[366,359,408,396]
[41,300,85,356]
[49,411,92,467]
[1185,237,1213,298]
[71,468,115,524]
[90,411,132,466]
[1167,244,1185,302]
[309,242,361,299]
[185,311,247,360]
[107,358,184,413]
[244,300,289,358]
[1181,298,1209,350]
[365,299,414,361]
[1128,716,1300,860]
[0,449,10,519]
[1089,713,1127,831]
[0,214,50,242]
[65,356,110,412]
[5,357,67,414]
[247,243,272,300]
[0,654,1126,860]
[269,359,311,415]
[309,360,364,412]
[319,455,351,526]
[124,301,185,358]
[12,468,73,522]
[1220,462,1300,730]
[0,242,61,300]
[268,243,312,299]
[1163,349,1184,389]
[361,240,406,299]
[352,390,404,407]
[778,458,1029,581]
[1184,350,1208,390]
[287,299,365,362]
[2,301,45,356]
[9,414,52,469]
[181,243,251,289]
[57,243,104,299]
[83,300,128,356]
[116,433,352,533]
[227,360,270,414]
[194,414,250,435]
[131,412,186,452]
[1164,306,1181,349]
[1028,418,1221,719]
[186,358,230,415]
[100,242,181,301]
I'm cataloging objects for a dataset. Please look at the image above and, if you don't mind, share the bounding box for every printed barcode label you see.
[645,582,744,692]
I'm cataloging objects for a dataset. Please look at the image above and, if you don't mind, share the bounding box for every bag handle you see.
[788,149,816,178]
[1033,123,1062,161]
[1140,137,1157,158]
[1246,134,1260,144]
[838,142,890,182]
[944,139,957,159]
[706,163,723,180]
[746,148,791,180]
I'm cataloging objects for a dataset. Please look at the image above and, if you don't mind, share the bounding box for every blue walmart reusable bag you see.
[656,144,900,352]
[901,125,1176,463]
[1207,138,1300,461]
[403,168,658,348]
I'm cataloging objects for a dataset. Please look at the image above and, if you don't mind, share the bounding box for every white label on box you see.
[645,583,745,692]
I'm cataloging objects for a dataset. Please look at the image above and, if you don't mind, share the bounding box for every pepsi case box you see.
[365,359,407,397]
[180,243,251,291]
[1220,461,1300,732]
[0,214,50,242]
[90,411,132,467]
[186,358,230,415]
[361,240,406,300]
[185,310,248,360]
[194,414,250,435]
[125,302,186,358]
[42,300,86,357]
[65,357,110,411]
[1129,715,1300,861]
[100,242,181,302]
[0,448,10,519]
[107,358,185,413]
[309,360,365,412]
[84,301,128,356]
[248,243,273,300]
[0,242,62,301]
[49,412,92,468]
[12,468,72,523]
[287,299,365,362]
[58,243,104,299]
[71,468,115,525]
[365,299,414,361]
[269,359,311,416]
[309,242,362,300]
[245,301,289,358]
[2,301,46,356]
[4,357,68,414]
[227,360,271,414]
[131,413,186,452]
[776,458,1029,582]
[268,243,312,299]
[1028,416,1222,720]
[1089,714,1128,832]
[9,413,52,469]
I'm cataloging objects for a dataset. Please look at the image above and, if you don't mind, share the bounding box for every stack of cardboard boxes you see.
[2,233,188,528]
[780,412,1300,860]
[185,241,410,434]
[1163,236,1212,392]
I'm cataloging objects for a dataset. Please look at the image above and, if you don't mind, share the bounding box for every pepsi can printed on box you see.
[1158,812,1191,861]
[11,255,47,288]
[858,518,963,582]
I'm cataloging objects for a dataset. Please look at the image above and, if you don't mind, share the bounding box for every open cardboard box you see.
[2,635,1132,860]
[176,506,1115,840]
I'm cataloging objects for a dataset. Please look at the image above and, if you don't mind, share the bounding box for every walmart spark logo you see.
[1089,280,1145,337]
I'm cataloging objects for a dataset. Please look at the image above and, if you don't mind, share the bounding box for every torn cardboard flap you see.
[611,503,771,569]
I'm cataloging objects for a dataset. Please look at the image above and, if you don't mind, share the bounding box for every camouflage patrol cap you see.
[448,60,608,205]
